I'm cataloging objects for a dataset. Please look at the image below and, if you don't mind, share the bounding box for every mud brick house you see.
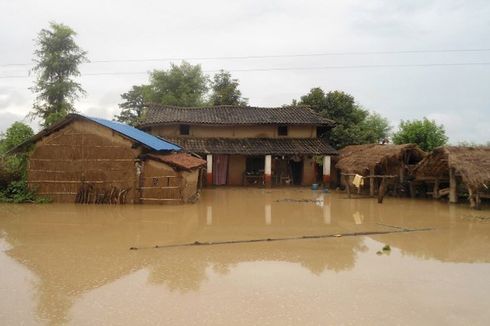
[11,114,205,204]
[139,105,338,187]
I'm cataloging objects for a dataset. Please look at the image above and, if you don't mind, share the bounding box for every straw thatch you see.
[335,144,426,176]
[415,146,490,191]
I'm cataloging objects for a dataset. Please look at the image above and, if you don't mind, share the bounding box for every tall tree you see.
[209,70,248,106]
[115,85,151,126]
[393,118,448,151]
[117,62,208,125]
[298,88,390,148]
[30,22,88,127]
[148,61,208,106]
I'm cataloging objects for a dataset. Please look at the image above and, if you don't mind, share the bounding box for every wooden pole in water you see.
[369,169,375,197]
[449,168,458,203]
[433,178,440,199]
[468,187,476,209]
[475,192,481,210]
[409,181,416,198]
[342,174,351,198]
[378,178,386,204]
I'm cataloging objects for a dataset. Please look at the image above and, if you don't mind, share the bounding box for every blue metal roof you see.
[87,116,181,152]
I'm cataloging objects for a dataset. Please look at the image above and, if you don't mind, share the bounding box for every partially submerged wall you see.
[28,119,140,203]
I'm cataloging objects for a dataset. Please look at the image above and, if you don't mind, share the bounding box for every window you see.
[179,124,190,135]
[278,125,288,136]
[317,126,328,138]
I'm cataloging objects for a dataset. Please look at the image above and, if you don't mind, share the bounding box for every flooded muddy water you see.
[1,188,490,325]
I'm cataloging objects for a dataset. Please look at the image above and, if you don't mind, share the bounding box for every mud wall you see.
[141,159,200,204]
[151,125,317,139]
[227,155,246,185]
[28,120,140,203]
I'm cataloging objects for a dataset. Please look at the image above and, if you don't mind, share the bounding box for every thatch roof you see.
[335,144,426,176]
[415,146,490,190]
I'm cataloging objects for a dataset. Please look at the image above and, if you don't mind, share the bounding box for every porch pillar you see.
[206,154,213,185]
[322,155,331,185]
[264,155,272,188]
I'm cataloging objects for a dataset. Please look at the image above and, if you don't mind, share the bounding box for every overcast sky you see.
[1,0,489,143]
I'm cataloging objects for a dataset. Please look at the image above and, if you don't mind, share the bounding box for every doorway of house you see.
[289,159,303,185]
[213,155,228,185]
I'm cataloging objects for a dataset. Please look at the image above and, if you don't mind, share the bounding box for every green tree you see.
[0,122,34,197]
[117,61,209,125]
[209,70,248,106]
[393,118,448,151]
[115,85,151,126]
[30,22,88,127]
[0,121,34,175]
[359,112,391,144]
[148,61,208,106]
[298,88,390,148]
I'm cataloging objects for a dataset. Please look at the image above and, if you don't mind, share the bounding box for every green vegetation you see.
[116,62,248,126]
[296,88,391,148]
[393,118,448,152]
[0,122,46,203]
[209,70,248,106]
[30,22,88,128]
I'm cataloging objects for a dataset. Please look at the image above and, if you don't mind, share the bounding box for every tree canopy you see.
[297,88,391,148]
[30,22,88,127]
[393,118,448,151]
[0,121,34,179]
[117,62,209,125]
[209,70,248,106]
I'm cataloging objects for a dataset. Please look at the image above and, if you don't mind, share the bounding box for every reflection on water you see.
[0,188,489,325]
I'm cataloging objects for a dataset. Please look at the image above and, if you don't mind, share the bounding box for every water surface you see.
[1,188,489,325]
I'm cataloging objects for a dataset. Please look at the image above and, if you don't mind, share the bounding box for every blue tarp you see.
[87,116,181,152]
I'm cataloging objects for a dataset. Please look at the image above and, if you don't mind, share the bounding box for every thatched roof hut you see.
[336,144,426,176]
[415,146,490,198]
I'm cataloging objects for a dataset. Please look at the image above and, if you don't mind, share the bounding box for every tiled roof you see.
[139,105,335,127]
[144,153,206,171]
[165,137,338,155]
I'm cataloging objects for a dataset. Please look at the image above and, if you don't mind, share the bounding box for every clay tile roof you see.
[145,153,206,170]
[164,137,338,155]
[139,104,335,127]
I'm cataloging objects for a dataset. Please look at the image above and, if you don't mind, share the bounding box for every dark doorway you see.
[290,160,303,185]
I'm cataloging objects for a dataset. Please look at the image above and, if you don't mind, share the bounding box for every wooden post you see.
[433,178,440,199]
[449,168,458,203]
[400,165,405,183]
[409,181,416,198]
[475,192,481,210]
[468,187,476,209]
[369,169,375,197]
[342,174,351,198]
[378,178,386,204]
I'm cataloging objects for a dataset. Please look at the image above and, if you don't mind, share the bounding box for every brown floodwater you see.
[0,188,489,325]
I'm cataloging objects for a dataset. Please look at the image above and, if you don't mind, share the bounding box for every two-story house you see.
[139,105,338,187]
